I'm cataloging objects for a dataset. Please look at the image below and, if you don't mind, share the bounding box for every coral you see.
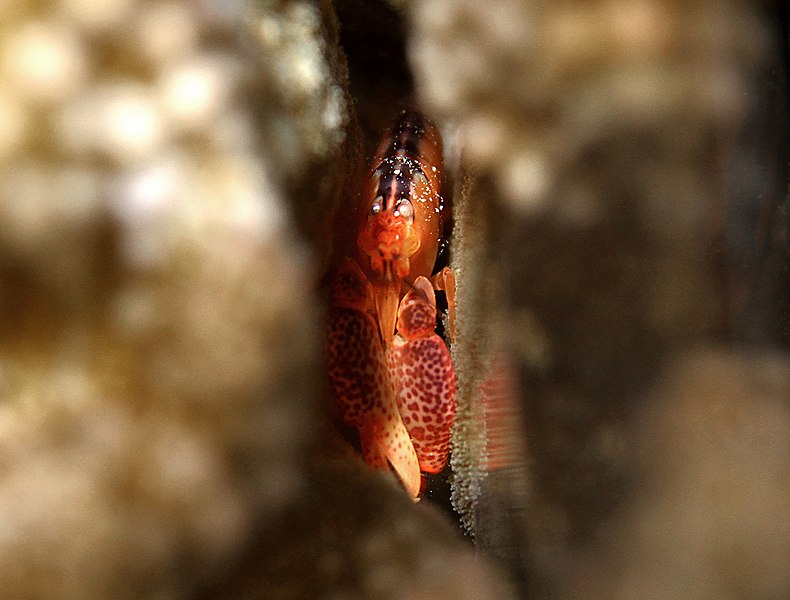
[0,1,505,598]
[406,0,789,596]
[1,0,788,598]
[0,0,319,596]
[562,349,790,600]
[213,455,513,599]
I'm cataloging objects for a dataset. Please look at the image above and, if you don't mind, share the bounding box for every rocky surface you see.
[0,1,506,598]
[406,0,789,597]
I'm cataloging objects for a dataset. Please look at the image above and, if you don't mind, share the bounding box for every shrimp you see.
[325,110,456,498]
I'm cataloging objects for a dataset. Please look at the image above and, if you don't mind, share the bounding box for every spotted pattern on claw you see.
[389,336,456,474]
[324,261,421,498]
[325,306,388,426]
[397,294,436,338]
[388,279,457,475]
[330,265,371,312]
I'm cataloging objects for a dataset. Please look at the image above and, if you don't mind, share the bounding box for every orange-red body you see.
[355,111,444,343]
[325,259,421,497]
[324,110,456,498]
[387,278,456,475]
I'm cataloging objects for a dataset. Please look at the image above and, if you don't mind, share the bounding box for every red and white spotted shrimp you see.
[324,110,456,499]
[387,276,456,476]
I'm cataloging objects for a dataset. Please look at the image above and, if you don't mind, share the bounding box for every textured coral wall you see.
[1,0,788,599]
[406,0,790,598]
[0,1,508,598]
[0,1,321,597]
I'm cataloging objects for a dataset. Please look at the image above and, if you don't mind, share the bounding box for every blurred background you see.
[0,1,787,598]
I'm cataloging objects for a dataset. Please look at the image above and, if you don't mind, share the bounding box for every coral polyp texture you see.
[0,1,507,599]
[0,1,317,597]
[407,0,789,597]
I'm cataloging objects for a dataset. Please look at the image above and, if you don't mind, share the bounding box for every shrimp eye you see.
[394,200,413,220]
[370,197,384,216]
